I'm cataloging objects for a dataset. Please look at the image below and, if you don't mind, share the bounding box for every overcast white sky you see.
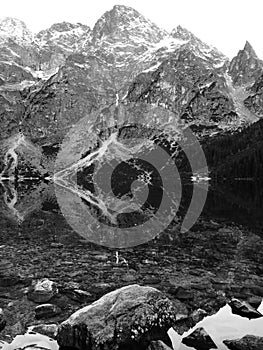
[1,0,263,59]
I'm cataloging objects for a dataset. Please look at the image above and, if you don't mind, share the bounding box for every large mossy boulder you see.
[57,284,178,350]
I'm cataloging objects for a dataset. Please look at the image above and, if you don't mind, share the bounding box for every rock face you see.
[171,25,226,67]
[223,335,263,350]
[92,5,166,44]
[126,46,236,134]
[0,17,38,84]
[228,41,263,86]
[228,298,262,319]
[57,284,178,350]
[182,327,217,350]
[244,73,263,116]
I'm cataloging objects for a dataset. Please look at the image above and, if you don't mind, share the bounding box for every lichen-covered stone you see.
[57,284,178,350]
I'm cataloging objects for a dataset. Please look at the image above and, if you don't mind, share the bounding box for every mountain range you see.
[0,4,262,178]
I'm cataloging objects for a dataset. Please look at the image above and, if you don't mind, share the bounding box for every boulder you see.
[182,327,217,350]
[27,279,58,303]
[223,335,263,350]
[57,284,178,350]
[228,298,262,319]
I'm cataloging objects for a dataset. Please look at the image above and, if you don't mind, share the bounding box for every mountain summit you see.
[0,17,33,44]
[244,40,258,57]
[92,5,167,43]
[36,21,91,52]
[229,41,263,85]
[171,25,194,41]
[171,25,226,67]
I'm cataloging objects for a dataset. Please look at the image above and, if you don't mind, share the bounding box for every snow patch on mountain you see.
[25,66,60,80]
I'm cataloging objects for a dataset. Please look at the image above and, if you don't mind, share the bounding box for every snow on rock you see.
[35,22,91,52]
[171,25,227,67]
[0,17,33,44]
[92,4,167,44]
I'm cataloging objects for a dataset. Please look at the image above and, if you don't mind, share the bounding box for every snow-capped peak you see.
[35,21,91,51]
[171,24,227,66]
[37,21,90,38]
[92,4,167,44]
[0,17,33,44]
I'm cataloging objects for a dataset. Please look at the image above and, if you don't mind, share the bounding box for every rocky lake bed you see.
[0,203,263,349]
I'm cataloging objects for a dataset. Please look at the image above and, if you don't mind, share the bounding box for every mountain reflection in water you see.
[1,178,263,239]
[1,176,263,345]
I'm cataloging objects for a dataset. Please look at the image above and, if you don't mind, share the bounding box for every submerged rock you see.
[246,296,262,309]
[182,327,217,350]
[0,308,6,332]
[66,289,94,303]
[57,284,178,350]
[173,309,208,335]
[228,298,262,319]
[30,323,58,339]
[223,335,263,350]
[146,340,173,349]
[27,279,58,303]
[35,304,62,319]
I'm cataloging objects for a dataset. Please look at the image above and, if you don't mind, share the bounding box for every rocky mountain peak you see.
[171,25,193,41]
[171,24,226,67]
[229,41,262,86]
[49,22,80,32]
[37,21,90,37]
[35,21,91,55]
[92,5,167,43]
[0,17,33,43]
[243,40,257,57]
